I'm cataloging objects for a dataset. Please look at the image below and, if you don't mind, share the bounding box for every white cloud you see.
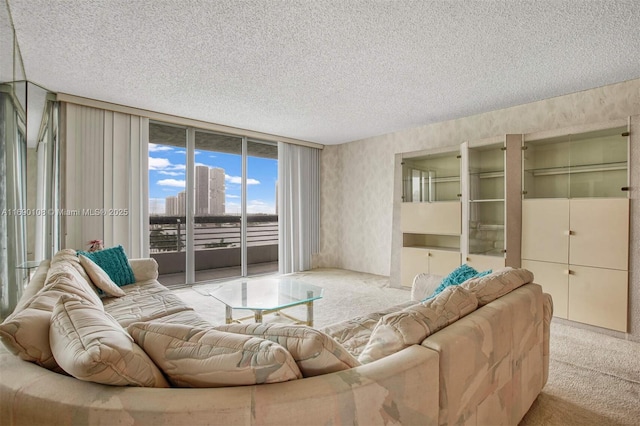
[149,157,186,172]
[157,179,186,188]
[149,143,174,152]
[226,194,240,199]
[149,157,172,170]
[225,174,260,185]
[176,150,186,154]
[247,200,275,214]
[158,171,183,176]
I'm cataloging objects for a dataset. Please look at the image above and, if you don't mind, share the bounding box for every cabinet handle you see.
[621,132,630,137]
[457,193,462,197]
[565,270,574,275]
[621,187,630,191]
[565,230,574,236]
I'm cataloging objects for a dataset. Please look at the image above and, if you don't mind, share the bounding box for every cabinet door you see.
[401,202,461,235]
[568,265,628,332]
[466,254,505,273]
[521,199,569,263]
[569,198,629,270]
[521,259,569,319]
[428,250,462,276]
[401,247,429,288]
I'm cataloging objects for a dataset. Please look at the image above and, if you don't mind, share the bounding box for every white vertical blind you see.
[278,142,320,273]
[63,103,148,257]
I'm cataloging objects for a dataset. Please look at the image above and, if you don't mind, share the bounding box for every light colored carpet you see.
[173,268,640,425]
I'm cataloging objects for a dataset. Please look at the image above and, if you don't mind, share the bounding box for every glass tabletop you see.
[206,277,324,311]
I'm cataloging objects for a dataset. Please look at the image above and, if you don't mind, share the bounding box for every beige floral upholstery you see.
[319,301,414,357]
[215,322,360,377]
[0,270,103,371]
[128,322,302,387]
[50,295,169,387]
[460,267,534,305]
[358,286,478,364]
[0,253,551,425]
[102,281,195,327]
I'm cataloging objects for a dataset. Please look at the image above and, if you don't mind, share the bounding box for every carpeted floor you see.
[171,268,640,426]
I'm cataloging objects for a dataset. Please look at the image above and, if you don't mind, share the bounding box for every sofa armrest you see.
[128,258,159,282]
[411,272,443,301]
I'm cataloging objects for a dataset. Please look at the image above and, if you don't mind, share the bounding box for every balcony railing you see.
[149,215,278,253]
[149,215,279,279]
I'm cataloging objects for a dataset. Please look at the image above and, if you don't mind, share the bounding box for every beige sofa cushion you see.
[215,323,360,377]
[358,286,478,364]
[78,254,126,297]
[0,273,103,371]
[50,295,169,387]
[128,322,302,387]
[45,249,95,290]
[460,267,533,306]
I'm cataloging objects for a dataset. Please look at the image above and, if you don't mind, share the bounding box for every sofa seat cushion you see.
[460,267,533,306]
[319,301,415,357]
[215,323,360,377]
[358,286,478,364]
[128,322,302,387]
[103,281,193,327]
[0,273,103,371]
[149,309,213,329]
[50,295,169,387]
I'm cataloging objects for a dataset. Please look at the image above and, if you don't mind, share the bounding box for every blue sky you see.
[148,143,277,215]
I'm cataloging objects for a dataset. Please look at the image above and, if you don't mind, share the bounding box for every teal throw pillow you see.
[77,245,136,287]
[423,264,492,301]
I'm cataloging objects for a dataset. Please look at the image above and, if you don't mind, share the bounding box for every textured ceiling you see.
[6,0,640,145]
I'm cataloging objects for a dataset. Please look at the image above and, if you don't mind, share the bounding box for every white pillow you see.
[128,322,302,387]
[215,323,360,377]
[49,295,169,387]
[358,286,478,364]
[78,254,126,297]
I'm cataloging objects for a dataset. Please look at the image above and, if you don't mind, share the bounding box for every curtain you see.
[63,103,149,258]
[278,142,320,274]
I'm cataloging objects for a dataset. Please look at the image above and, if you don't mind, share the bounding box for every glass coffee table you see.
[204,277,324,326]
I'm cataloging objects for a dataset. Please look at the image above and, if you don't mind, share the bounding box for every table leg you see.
[306,290,314,326]
[225,305,233,324]
[254,310,263,323]
[306,302,314,326]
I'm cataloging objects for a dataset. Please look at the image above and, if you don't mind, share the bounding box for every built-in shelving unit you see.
[521,124,630,331]
[465,142,506,269]
[400,149,462,287]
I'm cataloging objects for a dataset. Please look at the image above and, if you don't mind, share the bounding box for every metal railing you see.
[149,215,278,253]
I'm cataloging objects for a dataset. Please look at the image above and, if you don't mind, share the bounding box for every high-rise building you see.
[177,191,186,216]
[209,167,225,215]
[195,165,210,215]
[165,196,177,216]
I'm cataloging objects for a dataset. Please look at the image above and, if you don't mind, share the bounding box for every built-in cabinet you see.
[398,122,630,332]
[400,150,462,287]
[520,125,629,332]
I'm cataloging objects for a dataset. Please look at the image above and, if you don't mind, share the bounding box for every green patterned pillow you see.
[77,245,135,286]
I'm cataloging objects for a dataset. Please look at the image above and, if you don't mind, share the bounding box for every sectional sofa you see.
[0,249,552,425]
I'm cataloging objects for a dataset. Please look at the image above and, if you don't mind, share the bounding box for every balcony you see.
[150,215,278,287]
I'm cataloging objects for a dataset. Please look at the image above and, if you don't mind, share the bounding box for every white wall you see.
[317,78,640,341]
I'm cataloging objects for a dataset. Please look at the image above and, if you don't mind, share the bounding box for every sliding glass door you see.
[148,121,278,286]
[193,130,243,282]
